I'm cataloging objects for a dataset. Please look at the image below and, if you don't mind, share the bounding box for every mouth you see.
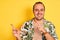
[37,14,42,16]
[37,13,43,15]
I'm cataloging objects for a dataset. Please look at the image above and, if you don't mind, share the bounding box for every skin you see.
[33,4,45,21]
[33,4,55,40]
[11,3,55,40]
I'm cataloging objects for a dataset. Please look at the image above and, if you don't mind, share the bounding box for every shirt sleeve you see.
[19,22,28,40]
[49,24,58,40]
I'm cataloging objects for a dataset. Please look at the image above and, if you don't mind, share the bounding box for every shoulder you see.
[21,19,33,29]
[24,19,33,26]
[44,19,55,29]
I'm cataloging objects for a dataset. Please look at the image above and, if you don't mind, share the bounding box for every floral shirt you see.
[20,19,58,40]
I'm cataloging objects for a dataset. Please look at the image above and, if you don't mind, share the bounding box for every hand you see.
[10,24,21,39]
[33,21,47,34]
[37,24,47,34]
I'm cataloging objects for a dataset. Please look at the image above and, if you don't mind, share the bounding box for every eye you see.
[34,9,38,11]
[40,9,44,11]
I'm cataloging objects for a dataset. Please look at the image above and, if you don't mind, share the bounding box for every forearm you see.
[44,32,55,40]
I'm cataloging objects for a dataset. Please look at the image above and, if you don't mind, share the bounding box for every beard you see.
[35,16,44,21]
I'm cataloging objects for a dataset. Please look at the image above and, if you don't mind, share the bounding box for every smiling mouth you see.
[38,13,43,15]
[37,14,42,16]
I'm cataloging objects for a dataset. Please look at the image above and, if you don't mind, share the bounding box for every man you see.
[11,1,58,40]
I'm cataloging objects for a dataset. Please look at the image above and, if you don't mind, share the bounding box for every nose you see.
[38,10,43,15]
[38,10,41,14]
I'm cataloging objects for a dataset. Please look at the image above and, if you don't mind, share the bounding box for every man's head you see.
[33,2,45,20]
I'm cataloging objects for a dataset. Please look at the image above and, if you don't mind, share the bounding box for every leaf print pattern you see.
[20,19,58,40]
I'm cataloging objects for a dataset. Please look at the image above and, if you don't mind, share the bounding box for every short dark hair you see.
[33,1,45,11]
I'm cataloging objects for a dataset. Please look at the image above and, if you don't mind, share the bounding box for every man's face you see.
[33,4,45,20]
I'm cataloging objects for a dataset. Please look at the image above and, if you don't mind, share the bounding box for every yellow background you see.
[0,0,60,40]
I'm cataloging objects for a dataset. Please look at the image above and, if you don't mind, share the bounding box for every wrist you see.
[43,32,48,35]
[43,30,48,35]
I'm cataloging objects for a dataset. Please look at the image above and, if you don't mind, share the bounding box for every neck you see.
[33,18,44,24]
